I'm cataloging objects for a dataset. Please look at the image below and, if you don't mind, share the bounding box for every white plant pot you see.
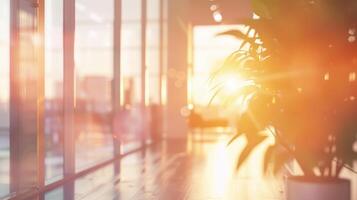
[287,176,350,200]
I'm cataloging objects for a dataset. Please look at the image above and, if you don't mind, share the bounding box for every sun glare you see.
[193,25,246,106]
[223,76,246,93]
[221,75,254,95]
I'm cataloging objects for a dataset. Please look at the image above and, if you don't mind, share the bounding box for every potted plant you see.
[212,0,357,199]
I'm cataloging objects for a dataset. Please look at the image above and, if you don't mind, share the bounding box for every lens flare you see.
[223,76,252,93]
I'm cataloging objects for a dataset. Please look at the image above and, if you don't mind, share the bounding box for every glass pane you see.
[146,18,160,104]
[45,0,64,184]
[0,0,10,197]
[120,0,143,153]
[122,0,141,21]
[147,0,160,20]
[75,0,114,171]
[146,0,162,141]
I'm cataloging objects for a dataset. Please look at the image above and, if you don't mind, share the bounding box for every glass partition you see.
[45,0,64,184]
[146,0,162,140]
[146,0,160,104]
[120,0,143,153]
[0,0,166,198]
[0,0,10,197]
[75,0,115,171]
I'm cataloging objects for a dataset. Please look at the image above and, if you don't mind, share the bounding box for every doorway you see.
[190,25,245,121]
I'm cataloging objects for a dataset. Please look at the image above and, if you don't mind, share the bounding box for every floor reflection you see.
[42,132,356,200]
[0,132,9,197]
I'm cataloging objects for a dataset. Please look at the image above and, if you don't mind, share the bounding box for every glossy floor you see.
[41,133,356,200]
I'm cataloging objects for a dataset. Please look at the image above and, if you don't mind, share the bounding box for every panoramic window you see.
[44,0,64,184]
[74,0,115,171]
[120,0,143,153]
[146,0,161,105]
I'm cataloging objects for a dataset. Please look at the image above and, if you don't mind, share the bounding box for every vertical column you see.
[63,0,75,178]
[160,0,168,138]
[113,1,122,115]
[187,23,194,105]
[10,0,42,193]
[63,0,75,199]
[37,0,45,189]
[165,0,189,138]
[159,0,164,106]
[9,0,19,191]
[141,0,147,142]
[113,0,122,173]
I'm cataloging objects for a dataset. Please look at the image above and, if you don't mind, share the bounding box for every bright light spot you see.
[187,103,194,110]
[224,78,240,92]
[253,13,260,19]
[210,4,218,11]
[192,25,250,106]
[324,72,330,81]
[207,141,233,197]
[213,11,223,23]
[349,72,356,82]
[213,75,256,109]
[180,106,190,117]
[348,35,356,43]
[223,76,252,93]
[348,28,356,35]
[32,33,41,46]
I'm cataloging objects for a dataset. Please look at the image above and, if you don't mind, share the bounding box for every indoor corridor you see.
[1,0,357,199]
[41,133,286,200]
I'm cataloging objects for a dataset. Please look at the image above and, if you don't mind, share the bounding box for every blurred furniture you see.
[187,110,228,130]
